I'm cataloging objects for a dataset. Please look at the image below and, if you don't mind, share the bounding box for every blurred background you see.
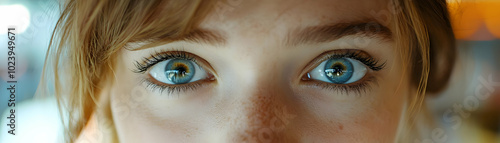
[0,0,63,142]
[427,0,500,142]
[0,0,59,112]
[0,0,499,142]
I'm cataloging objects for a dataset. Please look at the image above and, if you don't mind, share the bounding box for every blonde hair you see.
[393,0,456,140]
[41,0,455,142]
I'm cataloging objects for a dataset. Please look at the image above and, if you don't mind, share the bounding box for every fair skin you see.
[80,0,411,142]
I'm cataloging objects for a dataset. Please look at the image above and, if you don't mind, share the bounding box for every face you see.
[104,0,411,142]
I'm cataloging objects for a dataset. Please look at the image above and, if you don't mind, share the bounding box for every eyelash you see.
[133,50,207,94]
[325,50,385,71]
[305,74,377,96]
[302,50,385,95]
[133,50,385,95]
[141,78,205,95]
[133,50,196,74]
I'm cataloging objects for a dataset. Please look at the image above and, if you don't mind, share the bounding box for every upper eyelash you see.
[326,50,386,71]
[132,50,196,73]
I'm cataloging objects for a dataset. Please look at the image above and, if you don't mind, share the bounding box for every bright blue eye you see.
[309,57,367,84]
[149,59,208,84]
[324,58,353,84]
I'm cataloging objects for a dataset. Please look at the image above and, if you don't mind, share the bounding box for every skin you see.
[78,0,411,142]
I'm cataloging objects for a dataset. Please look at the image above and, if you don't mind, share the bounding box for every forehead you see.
[201,0,391,33]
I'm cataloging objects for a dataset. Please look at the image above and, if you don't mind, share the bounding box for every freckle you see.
[338,124,343,130]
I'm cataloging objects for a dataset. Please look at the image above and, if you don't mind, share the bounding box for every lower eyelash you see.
[303,69,378,96]
[141,77,204,96]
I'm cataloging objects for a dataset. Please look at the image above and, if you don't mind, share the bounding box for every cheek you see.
[345,64,409,141]
[291,66,409,142]
[290,94,406,142]
[107,55,188,142]
[109,55,224,142]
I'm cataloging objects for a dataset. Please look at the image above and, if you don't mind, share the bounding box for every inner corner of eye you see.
[301,72,312,81]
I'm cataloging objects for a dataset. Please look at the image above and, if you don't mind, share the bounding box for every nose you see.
[227,68,300,143]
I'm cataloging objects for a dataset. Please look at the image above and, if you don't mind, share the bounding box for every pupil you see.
[327,63,346,77]
[175,66,187,77]
[332,64,345,76]
[324,58,353,84]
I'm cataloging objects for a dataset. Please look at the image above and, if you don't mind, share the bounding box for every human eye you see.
[301,49,385,94]
[133,51,215,94]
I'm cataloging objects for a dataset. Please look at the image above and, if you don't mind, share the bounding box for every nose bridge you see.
[229,60,299,142]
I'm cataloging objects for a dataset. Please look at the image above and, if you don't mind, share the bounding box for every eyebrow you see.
[127,29,226,50]
[285,21,392,46]
[181,29,226,45]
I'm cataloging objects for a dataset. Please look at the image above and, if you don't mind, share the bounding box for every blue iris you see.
[164,59,195,84]
[324,58,353,84]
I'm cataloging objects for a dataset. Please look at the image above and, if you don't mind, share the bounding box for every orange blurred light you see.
[482,1,500,39]
[448,0,500,40]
